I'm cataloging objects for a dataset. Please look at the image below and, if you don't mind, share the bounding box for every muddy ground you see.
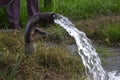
[103,47,120,72]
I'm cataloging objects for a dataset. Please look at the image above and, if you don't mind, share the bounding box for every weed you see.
[46,25,68,43]
[0,0,120,28]
[106,23,120,42]
[93,23,120,43]
[0,32,85,80]
[8,58,21,80]
[96,46,112,58]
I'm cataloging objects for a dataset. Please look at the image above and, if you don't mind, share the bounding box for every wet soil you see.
[103,47,120,72]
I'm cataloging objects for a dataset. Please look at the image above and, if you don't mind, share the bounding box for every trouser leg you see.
[26,0,39,17]
[7,0,20,30]
[0,0,11,6]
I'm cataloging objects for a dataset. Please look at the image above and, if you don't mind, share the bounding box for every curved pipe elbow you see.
[25,12,55,44]
[24,12,56,54]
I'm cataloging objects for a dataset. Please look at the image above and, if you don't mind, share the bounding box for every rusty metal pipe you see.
[25,12,55,54]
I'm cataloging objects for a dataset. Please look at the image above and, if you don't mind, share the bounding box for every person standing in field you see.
[6,0,39,31]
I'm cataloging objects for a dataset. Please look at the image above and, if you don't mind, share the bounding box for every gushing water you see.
[54,14,120,80]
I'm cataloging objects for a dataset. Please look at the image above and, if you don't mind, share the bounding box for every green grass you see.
[96,46,112,58]
[46,24,68,43]
[0,8,9,29]
[0,0,120,79]
[0,0,120,27]
[0,32,85,80]
[8,58,21,80]
[106,23,120,42]
[51,0,120,19]
[93,23,120,43]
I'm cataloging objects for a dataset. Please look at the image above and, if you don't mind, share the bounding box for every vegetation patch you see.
[93,23,120,44]
[0,0,120,79]
[0,32,85,80]
[0,0,120,27]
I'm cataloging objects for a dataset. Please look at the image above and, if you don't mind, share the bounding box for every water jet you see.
[24,12,120,79]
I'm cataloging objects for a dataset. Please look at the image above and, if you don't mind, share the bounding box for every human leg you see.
[0,0,12,6]
[26,0,39,17]
[7,0,20,30]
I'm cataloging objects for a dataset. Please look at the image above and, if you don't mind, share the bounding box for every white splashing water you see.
[54,14,120,80]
